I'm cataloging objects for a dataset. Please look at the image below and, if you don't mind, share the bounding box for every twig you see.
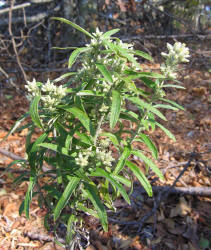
[0,3,31,14]
[122,34,211,42]
[8,0,28,82]
[24,232,65,244]
[0,148,24,161]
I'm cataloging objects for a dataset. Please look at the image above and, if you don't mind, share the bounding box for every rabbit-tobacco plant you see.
[9,18,190,246]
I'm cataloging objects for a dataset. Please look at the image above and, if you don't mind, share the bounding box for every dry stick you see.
[0,3,31,14]
[24,232,65,244]
[8,0,28,83]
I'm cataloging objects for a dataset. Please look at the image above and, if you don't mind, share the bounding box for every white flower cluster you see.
[41,80,66,111]
[25,78,39,97]
[161,42,190,64]
[160,64,177,79]
[99,103,109,113]
[96,138,114,167]
[96,148,114,167]
[75,147,92,167]
[25,78,67,111]
[160,42,190,79]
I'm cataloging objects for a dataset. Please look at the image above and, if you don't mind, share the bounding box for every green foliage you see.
[9,18,189,246]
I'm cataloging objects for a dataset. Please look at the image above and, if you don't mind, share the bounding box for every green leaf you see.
[39,143,71,157]
[77,203,99,218]
[30,95,43,129]
[30,132,48,153]
[155,122,176,141]
[75,131,93,145]
[110,174,131,187]
[140,77,157,89]
[24,174,36,218]
[138,133,158,159]
[53,72,76,83]
[1,112,29,142]
[132,150,164,180]
[96,64,113,83]
[113,147,131,174]
[68,47,91,68]
[124,70,164,80]
[63,106,94,136]
[110,90,121,129]
[76,90,103,96]
[132,50,153,61]
[51,17,94,38]
[100,132,119,146]
[84,182,108,231]
[153,104,178,111]
[66,214,77,244]
[54,177,80,221]
[127,96,167,121]
[120,110,139,123]
[162,84,185,89]
[102,29,120,38]
[118,48,140,68]
[90,168,130,204]
[160,98,185,111]
[126,160,152,196]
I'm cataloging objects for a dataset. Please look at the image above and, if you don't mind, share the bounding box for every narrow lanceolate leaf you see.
[153,104,178,111]
[91,168,131,205]
[162,84,185,89]
[84,183,108,232]
[114,147,131,174]
[160,98,185,111]
[155,122,176,141]
[100,132,119,146]
[102,29,120,38]
[53,72,76,83]
[124,70,164,80]
[68,47,91,68]
[132,50,153,61]
[132,150,164,180]
[110,90,121,129]
[24,175,36,218]
[110,174,131,187]
[96,64,113,83]
[63,107,94,136]
[51,17,94,38]
[127,96,167,121]
[138,133,158,159]
[126,161,152,196]
[30,132,48,153]
[54,177,80,221]
[77,203,99,218]
[39,143,70,157]
[30,95,43,129]
[2,112,29,142]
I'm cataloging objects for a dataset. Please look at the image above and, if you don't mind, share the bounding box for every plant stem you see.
[94,114,105,146]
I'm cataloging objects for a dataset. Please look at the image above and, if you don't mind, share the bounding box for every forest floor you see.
[0,41,210,250]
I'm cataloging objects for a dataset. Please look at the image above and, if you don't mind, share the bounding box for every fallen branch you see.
[24,232,65,244]
[0,148,24,161]
[133,185,211,197]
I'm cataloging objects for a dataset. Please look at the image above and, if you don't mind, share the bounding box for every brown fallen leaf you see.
[170,197,191,217]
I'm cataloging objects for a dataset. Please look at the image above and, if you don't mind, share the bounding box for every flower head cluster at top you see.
[81,27,139,95]
[25,79,67,111]
[160,42,190,79]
